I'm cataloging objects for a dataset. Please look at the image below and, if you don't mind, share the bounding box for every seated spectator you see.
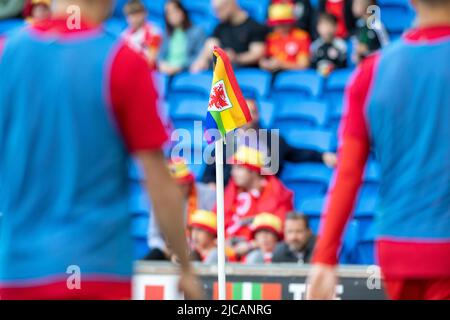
[260,2,311,72]
[145,158,216,260]
[352,0,389,64]
[189,210,219,264]
[0,0,25,20]
[23,0,51,24]
[311,12,347,76]
[223,146,294,259]
[190,0,267,72]
[318,0,357,39]
[122,0,162,69]
[245,213,283,264]
[202,96,338,186]
[158,0,206,76]
[272,212,316,263]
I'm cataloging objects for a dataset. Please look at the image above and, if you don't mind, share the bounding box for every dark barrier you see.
[133,262,386,300]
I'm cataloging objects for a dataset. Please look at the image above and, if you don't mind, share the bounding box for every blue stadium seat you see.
[238,0,268,23]
[0,19,25,36]
[153,72,168,99]
[143,0,166,22]
[112,0,128,17]
[235,69,272,99]
[130,186,151,215]
[273,100,328,134]
[170,72,212,107]
[170,98,207,133]
[356,223,376,264]
[182,0,218,34]
[282,164,332,209]
[339,220,360,264]
[273,70,324,104]
[378,0,415,37]
[258,99,276,129]
[103,18,127,36]
[284,129,334,152]
[299,197,325,234]
[354,194,377,239]
[325,68,353,107]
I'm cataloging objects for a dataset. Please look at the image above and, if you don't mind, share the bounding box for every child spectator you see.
[158,0,206,76]
[189,210,219,264]
[272,213,316,263]
[146,158,216,260]
[190,0,267,72]
[260,1,311,72]
[352,0,389,63]
[223,146,294,260]
[245,213,283,264]
[23,0,52,24]
[311,12,347,76]
[318,0,357,38]
[122,0,162,69]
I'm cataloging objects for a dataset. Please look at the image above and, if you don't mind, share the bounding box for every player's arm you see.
[307,54,378,299]
[190,37,220,73]
[110,44,203,299]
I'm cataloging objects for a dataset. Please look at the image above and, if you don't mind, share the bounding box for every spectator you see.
[146,158,215,260]
[202,96,338,186]
[260,1,311,72]
[318,0,357,38]
[23,0,51,24]
[158,0,206,76]
[122,0,162,69]
[189,210,219,264]
[245,213,283,264]
[222,146,294,259]
[352,0,389,64]
[0,0,25,20]
[190,0,267,72]
[311,12,347,76]
[272,213,316,263]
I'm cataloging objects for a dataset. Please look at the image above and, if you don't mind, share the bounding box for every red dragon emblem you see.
[208,81,230,110]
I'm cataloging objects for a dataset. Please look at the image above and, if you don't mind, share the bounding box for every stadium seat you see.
[272,70,324,104]
[325,68,353,108]
[170,72,212,108]
[354,194,377,238]
[112,0,128,17]
[238,0,269,23]
[282,164,332,209]
[340,220,360,264]
[378,0,415,37]
[143,0,166,23]
[283,129,334,152]
[273,100,328,134]
[0,19,25,36]
[182,0,218,34]
[360,160,381,199]
[170,98,207,133]
[299,197,325,234]
[356,223,376,264]
[235,69,272,99]
[258,99,276,129]
[130,186,151,216]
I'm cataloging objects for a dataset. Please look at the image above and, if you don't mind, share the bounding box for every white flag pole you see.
[215,138,227,300]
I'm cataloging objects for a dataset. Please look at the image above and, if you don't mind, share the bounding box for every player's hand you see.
[322,152,338,168]
[179,268,204,300]
[306,263,338,300]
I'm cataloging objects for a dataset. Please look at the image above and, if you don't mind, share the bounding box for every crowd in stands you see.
[0,0,391,75]
[0,0,413,265]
